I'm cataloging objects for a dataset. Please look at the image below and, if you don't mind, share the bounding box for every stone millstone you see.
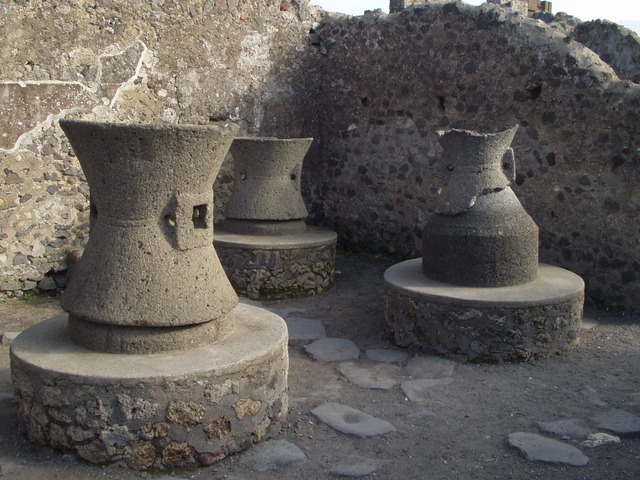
[10,303,288,469]
[508,432,589,466]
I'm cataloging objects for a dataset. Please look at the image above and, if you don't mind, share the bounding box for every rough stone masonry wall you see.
[0,0,323,296]
[313,2,640,310]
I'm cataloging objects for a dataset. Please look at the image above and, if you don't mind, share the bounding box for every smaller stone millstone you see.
[593,409,640,435]
[239,439,306,472]
[305,338,360,362]
[508,432,589,466]
[311,402,395,438]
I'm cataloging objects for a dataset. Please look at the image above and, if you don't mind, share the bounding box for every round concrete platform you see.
[214,226,337,300]
[384,259,584,362]
[10,303,288,469]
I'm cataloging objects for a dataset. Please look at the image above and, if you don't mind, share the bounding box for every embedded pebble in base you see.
[285,317,327,342]
[593,410,640,435]
[582,433,621,448]
[508,432,589,466]
[401,378,454,402]
[311,402,395,438]
[537,419,592,439]
[365,348,409,363]
[305,338,360,362]
[239,439,307,472]
[406,356,456,379]
[328,456,390,477]
[337,362,404,390]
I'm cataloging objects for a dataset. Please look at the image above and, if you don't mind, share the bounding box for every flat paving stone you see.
[305,338,360,362]
[337,362,404,390]
[401,378,454,402]
[406,356,456,379]
[311,402,395,438]
[508,432,589,466]
[593,409,640,435]
[537,419,591,439]
[328,456,390,477]
[365,348,409,363]
[239,439,306,472]
[582,433,621,448]
[285,317,327,341]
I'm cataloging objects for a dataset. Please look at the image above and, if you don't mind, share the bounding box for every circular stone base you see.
[10,303,288,470]
[213,226,337,300]
[384,259,584,363]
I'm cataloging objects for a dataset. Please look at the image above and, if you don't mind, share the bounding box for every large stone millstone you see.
[58,120,239,353]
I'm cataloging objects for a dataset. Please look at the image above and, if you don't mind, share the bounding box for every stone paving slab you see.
[328,456,390,477]
[239,439,306,472]
[582,433,621,448]
[337,362,405,390]
[365,348,409,363]
[285,317,327,342]
[537,419,592,439]
[406,356,456,379]
[311,402,395,438]
[508,432,589,466]
[593,409,640,435]
[305,338,360,362]
[401,378,454,402]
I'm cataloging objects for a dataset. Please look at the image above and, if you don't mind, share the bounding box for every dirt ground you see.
[1,252,639,479]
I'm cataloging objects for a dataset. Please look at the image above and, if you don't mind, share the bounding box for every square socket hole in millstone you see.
[192,204,208,229]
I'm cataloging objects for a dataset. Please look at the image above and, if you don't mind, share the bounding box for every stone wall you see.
[0,0,322,295]
[313,2,639,310]
[1,0,639,311]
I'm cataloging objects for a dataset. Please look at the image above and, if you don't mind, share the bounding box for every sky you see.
[311,0,640,34]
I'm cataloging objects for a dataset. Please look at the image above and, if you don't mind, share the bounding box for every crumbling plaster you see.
[0,0,638,311]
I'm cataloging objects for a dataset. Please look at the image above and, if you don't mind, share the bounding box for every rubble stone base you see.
[214,226,337,300]
[384,259,584,363]
[10,303,288,470]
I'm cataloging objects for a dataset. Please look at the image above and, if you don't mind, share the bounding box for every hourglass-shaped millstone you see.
[223,137,313,235]
[59,120,239,353]
[422,126,540,287]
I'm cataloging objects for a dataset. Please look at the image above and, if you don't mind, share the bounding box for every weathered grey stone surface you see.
[311,402,395,438]
[365,348,409,363]
[9,304,289,468]
[337,362,404,390]
[305,338,360,362]
[328,456,390,477]
[385,260,584,362]
[593,410,640,435]
[537,419,591,439]
[0,332,20,345]
[285,316,327,342]
[239,439,306,472]
[508,432,590,466]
